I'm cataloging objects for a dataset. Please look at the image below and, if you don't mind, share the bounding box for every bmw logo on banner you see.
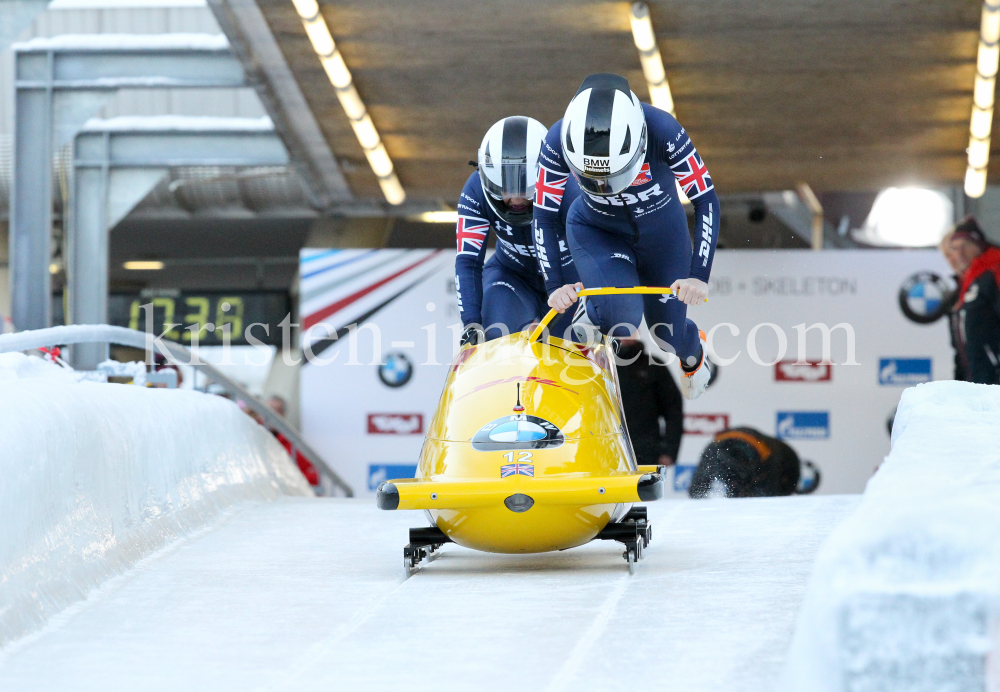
[378,352,413,388]
[472,415,564,451]
[898,272,954,324]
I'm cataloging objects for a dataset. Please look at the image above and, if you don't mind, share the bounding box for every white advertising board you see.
[299,248,954,497]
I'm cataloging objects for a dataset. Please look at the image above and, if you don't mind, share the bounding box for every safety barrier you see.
[0,324,353,497]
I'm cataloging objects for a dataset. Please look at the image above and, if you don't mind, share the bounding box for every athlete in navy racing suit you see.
[455,170,581,341]
[533,103,720,366]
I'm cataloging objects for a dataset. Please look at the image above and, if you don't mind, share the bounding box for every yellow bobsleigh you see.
[377,287,673,576]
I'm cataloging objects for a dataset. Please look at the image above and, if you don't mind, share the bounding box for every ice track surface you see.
[0,495,858,692]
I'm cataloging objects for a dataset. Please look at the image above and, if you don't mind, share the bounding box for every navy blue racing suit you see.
[533,104,720,362]
[455,172,580,341]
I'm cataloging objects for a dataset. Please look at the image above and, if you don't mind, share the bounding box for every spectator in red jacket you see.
[941,216,1000,384]
[265,395,320,487]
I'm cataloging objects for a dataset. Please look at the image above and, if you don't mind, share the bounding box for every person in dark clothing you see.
[615,338,683,467]
[688,427,817,498]
[941,216,1000,385]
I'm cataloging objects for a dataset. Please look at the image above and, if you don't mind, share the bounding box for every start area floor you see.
[0,495,858,692]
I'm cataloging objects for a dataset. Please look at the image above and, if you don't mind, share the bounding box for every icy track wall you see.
[0,353,312,648]
[781,381,1000,692]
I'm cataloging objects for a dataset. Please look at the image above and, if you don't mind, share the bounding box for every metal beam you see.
[68,117,288,368]
[9,34,246,331]
[762,191,817,247]
[15,34,242,90]
[206,0,352,208]
[74,120,288,169]
[9,69,54,332]
[797,183,824,251]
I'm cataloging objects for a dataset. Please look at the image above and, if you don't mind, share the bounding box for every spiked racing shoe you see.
[680,332,713,400]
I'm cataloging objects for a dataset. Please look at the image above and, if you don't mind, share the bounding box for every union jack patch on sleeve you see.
[456,216,490,256]
[534,166,568,211]
[671,151,713,199]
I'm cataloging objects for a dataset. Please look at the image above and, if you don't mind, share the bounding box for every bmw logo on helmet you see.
[560,73,648,198]
[378,352,413,388]
[898,271,955,324]
[472,415,564,451]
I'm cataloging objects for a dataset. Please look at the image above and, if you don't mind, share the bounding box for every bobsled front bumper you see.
[376,472,663,511]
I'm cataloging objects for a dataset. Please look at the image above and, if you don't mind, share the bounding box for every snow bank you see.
[0,354,310,648]
[782,381,1000,692]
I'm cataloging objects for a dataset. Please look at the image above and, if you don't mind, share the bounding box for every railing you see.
[0,324,353,497]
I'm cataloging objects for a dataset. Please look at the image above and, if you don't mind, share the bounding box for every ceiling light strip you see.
[629,1,675,116]
[628,1,689,204]
[965,0,1000,198]
[290,0,405,205]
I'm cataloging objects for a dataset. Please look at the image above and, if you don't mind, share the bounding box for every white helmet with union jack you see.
[561,74,647,197]
[477,116,547,226]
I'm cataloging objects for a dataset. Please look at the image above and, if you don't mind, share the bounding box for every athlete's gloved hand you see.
[547,282,584,313]
[670,278,708,307]
[460,325,483,347]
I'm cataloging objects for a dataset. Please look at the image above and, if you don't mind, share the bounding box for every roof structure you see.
[222,0,984,204]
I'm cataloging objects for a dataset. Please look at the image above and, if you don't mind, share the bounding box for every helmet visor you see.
[479,161,533,204]
[479,164,535,226]
[479,162,535,225]
[571,125,647,197]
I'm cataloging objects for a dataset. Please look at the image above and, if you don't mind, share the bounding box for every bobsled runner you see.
[377,287,677,577]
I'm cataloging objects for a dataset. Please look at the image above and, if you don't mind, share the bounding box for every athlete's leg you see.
[636,208,701,363]
[481,257,543,341]
[567,221,643,338]
[639,289,701,363]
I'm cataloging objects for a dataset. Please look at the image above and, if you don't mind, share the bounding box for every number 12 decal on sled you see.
[376,287,677,577]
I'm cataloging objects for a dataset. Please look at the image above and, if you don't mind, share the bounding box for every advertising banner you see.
[300,248,954,497]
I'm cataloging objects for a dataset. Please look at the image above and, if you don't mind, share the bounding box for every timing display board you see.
[52,291,290,346]
[110,291,290,346]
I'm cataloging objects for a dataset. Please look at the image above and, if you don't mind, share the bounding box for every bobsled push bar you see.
[528,286,707,343]
[377,473,664,511]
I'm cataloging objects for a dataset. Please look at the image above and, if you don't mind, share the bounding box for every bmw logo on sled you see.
[375,287,679,577]
[472,415,564,451]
